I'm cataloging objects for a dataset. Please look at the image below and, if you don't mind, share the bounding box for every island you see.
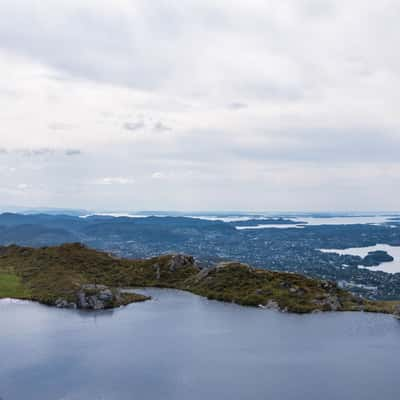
[362,250,394,266]
[0,243,399,315]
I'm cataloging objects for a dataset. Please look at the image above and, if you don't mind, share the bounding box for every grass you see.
[363,300,400,314]
[0,273,31,299]
[183,262,364,313]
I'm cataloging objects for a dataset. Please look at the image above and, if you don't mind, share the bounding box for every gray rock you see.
[168,254,194,271]
[55,298,77,309]
[86,295,105,310]
[76,284,118,310]
[265,300,280,311]
[98,289,113,302]
[153,263,161,280]
[312,294,342,311]
[55,298,68,308]
[77,291,90,308]
[194,267,213,281]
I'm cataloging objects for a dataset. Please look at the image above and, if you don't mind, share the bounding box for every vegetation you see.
[184,262,363,313]
[0,273,31,299]
[0,243,399,315]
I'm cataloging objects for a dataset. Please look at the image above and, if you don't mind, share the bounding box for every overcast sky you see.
[1,0,399,212]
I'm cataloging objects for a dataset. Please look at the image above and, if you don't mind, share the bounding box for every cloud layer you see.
[0,0,399,211]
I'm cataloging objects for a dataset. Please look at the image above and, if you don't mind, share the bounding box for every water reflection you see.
[1,289,400,400]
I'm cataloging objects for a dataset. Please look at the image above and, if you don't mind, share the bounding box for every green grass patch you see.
[0,273,31,299]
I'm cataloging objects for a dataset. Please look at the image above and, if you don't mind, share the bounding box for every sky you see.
[0,0,400,212]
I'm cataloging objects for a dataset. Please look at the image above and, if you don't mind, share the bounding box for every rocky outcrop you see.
[152,254,195,281]
[193,262,250,282]
[311,294,342,311]
[167,254,195,271]
[310,280,343,311]
[76,284,120,310]
[193,266,213,282]
[55,284,124,310]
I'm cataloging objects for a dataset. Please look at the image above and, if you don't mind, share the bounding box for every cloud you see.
[227,102,248,110]
[0,147,83,157]
[93,177,135,185]
[229,127,400,163]
[64,149,81,156]
[153,121,171,132]
[18,148,55,157]
[16,183,30,190]
[0,166,16,173]
[151,171,166,179]
[48,122,76,131]
[123,121,145,131]
[0,1,400,210]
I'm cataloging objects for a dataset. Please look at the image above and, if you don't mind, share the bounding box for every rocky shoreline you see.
[54,284,150,310]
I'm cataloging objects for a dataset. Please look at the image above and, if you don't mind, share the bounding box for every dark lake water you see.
[1,288,400,400]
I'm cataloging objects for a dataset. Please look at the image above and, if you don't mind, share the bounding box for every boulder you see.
[76,284,121,310]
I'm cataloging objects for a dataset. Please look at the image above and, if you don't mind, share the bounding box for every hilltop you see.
[0,243,399,315]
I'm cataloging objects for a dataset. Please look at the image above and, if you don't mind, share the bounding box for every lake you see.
[320,244,400,273]
[1,289,400,400]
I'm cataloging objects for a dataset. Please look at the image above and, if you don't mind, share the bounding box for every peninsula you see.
[0,243,399,315]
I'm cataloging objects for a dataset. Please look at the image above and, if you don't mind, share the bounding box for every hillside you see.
[0,243,399,314]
